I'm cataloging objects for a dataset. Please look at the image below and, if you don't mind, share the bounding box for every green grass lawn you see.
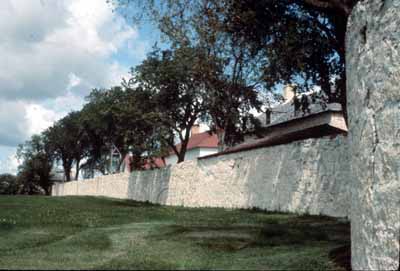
[0,196,350,270]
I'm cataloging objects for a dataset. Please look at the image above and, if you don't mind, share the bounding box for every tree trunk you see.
[177,138,188,163]
[74,160,80,180]
[63,161,72,182]
[45,186,51,196]
[216,129,226,152]
[176,149,186,163]
[65,170,71,182]
[176,122,195,163]
[116,152,126,173]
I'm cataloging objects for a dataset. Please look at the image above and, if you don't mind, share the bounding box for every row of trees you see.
[11,0,359,195]
[13,42,263,194]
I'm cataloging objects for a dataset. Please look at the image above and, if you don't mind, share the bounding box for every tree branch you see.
[303,0,352,15]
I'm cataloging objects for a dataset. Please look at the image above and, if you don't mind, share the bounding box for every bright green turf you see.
[0,196,349,270]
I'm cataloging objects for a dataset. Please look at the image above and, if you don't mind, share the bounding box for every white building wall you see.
[198,148,218,158]
[164,147,218,165]
[165,148,201,166]
[164,155,178,166]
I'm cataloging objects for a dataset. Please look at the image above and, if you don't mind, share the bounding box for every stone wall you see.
[347,1,400,270]
[53,134,350,218]
[52,173,131,199]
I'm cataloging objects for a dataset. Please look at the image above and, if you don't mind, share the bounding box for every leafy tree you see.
[112,0,360,120]
[111,1,266,148]
[45,112,89,181]
[16,134,54,195]
[0,174,20,195]
[133,46,221,161]
[217,0,359,115]
[81,86,167,172]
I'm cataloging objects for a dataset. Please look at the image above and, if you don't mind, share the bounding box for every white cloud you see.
[0,99,69,147]
[0,147,20,175]
[0,100,29,146]
[67,73,82,90]
[25,104,61,136]
[0,0,141,147]
[0,0,149,173]
[0,0,135,102]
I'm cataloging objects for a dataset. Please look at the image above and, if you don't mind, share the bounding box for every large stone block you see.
[347,1,400,269]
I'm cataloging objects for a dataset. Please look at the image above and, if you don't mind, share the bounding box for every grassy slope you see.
[0,196,349,270]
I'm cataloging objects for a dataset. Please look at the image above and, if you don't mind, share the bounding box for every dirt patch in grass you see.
[329,244,351,271]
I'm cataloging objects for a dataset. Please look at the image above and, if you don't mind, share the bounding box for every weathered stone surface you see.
[347,1,400,269]
[166,135,350,218]
[52,134,351,218]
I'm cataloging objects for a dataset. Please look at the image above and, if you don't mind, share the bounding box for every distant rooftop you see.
[171,130,218,154]
[258,85,339,127]
[200,109,347,159]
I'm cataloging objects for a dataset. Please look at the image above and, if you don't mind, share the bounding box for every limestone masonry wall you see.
[52,134,350,218]
[347,1,400,269]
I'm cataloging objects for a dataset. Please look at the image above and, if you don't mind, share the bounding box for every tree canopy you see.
[132,46,209,161]
[16,134,54,195]
[112,0,360,116]
[44,111,89,181]
[81,86,167,172]
[0,174,19,195]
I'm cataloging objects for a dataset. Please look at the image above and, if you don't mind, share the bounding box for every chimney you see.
[190,124,200,136]
[265,109,272,125]
[283,84,296,102]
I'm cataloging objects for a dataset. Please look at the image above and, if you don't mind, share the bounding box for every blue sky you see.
[0,0,159,174]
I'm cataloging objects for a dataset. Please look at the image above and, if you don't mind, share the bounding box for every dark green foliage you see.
[81,86,168,172]
[133,46,209,161]
[0,174,19,195]
[44,111,89,181]
[16,134,54,195]
[113,0,360,120]
[219,0,357,110]
[113,1,265,147]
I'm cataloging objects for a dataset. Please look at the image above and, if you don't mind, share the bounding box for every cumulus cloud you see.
[0,0,136,102]
[0,0,150,174]
[0,153,20,175]
[0,98,76,147]
[0,0,141,152]
[25,104,61,136]
[0,101,29,147]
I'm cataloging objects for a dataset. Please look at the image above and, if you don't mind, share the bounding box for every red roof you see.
[124,130,219,172]
[123,155,166,171]
[143,157,166,169]
[172,131,219,154]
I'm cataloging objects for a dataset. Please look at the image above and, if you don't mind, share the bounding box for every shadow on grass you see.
[0,221,15,232]
[145,214,351,270]
[329,244,351,271]
[110,199,159,208]
[150,215,350,254]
